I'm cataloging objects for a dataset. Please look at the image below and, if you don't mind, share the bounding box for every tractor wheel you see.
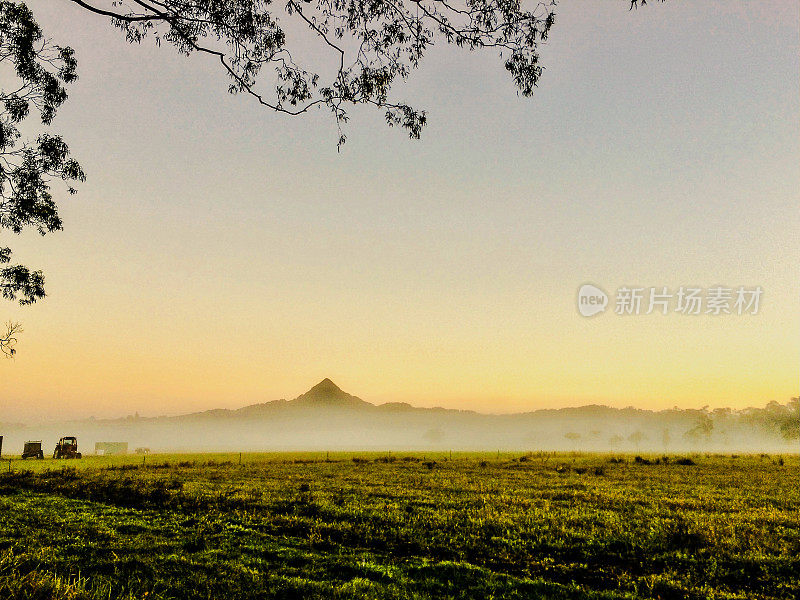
[76,453,82,459]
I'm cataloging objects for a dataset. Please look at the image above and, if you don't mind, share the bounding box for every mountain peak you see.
[292,379,372,409]
[309,378,342,394]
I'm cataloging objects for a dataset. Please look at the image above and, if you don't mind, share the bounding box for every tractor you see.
[53,436,82,459]
[22,441,44,459]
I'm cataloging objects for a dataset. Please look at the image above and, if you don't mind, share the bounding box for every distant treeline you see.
[555,399,799,452]
[1,398,797,453]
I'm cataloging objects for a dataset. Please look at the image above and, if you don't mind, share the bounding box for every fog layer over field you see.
[2,380,797,454]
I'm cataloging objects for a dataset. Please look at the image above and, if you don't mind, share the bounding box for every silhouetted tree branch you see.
[0,320,21,357]
[60,0,560,145]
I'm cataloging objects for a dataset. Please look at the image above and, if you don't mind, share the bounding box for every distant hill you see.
[235,378,372,415]
[1,381,797,454]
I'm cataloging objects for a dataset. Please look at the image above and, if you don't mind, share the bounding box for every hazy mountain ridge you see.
[2,380,797,454]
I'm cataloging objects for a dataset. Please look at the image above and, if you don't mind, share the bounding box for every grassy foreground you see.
[0,452,797,599]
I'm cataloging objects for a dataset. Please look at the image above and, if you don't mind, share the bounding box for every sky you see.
[2,1,798,421]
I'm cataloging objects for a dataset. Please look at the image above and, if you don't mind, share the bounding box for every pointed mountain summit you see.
[306,378,344,396]
[291,378,373,409]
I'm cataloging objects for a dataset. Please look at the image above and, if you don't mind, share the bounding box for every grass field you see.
[0,452,797,599]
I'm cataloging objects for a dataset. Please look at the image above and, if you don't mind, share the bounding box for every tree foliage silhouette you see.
[1,1,84,311]
[64,0,559,146]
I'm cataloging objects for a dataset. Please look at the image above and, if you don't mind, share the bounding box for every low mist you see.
[1,380,797,456]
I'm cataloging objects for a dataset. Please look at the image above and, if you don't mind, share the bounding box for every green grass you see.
[0,453,797,599]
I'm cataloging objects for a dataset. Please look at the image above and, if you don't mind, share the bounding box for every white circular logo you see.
[577,284,608,317]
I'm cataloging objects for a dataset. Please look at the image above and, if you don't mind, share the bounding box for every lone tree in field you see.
[684,413,714,448]
[564,432,580,451]
[627,430,646,452]
[661,428,671,451]
[609,434,624,450]
[1,1,662,352]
